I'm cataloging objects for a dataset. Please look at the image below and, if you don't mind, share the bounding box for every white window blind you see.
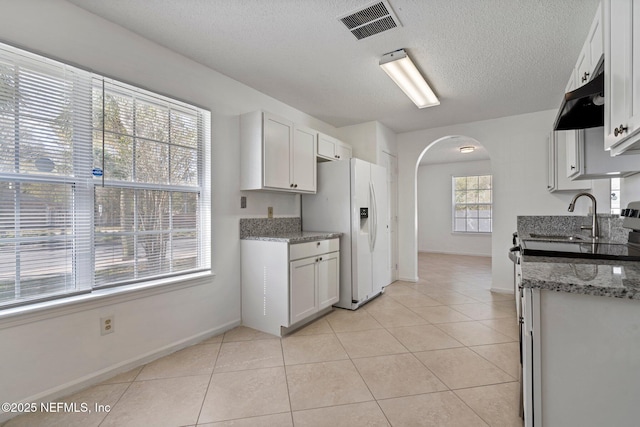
[92,80,211,287]
[0,43,211,308]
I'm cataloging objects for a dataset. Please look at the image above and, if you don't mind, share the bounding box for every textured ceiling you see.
[66,0,599,134]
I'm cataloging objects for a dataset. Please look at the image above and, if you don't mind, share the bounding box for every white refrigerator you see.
[302,158,390,310]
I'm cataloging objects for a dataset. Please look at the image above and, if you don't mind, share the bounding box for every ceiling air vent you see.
[338,1,402,40]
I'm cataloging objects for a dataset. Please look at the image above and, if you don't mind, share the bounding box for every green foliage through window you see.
[0,43,210,308]
[453,175,492,233]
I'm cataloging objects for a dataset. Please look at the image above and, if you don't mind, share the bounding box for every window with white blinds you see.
[0,43,211,308]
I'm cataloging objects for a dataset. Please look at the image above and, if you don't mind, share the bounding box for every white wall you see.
[0,0,343,414]
[338,121,377,163]
[622,173,640,205]
[338,121,398,165]
[418,160,492,256]
[398,110,605,290]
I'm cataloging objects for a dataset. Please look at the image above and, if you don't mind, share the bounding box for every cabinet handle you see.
[570,165,576,170]
[290,183,294,188]
[337,155,340,159]
[581,72,589,83]
[294,184,298,188]
[315,258,319,262]
[614,124,628,137]
[316,242,321,246]
[319,257,323,261]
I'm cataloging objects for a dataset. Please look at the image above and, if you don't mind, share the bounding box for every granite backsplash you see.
[517,214,627,243]
[239,217,301,239]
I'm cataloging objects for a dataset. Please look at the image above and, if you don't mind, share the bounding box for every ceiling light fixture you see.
[459,146,475,154]
[379,49,439,108]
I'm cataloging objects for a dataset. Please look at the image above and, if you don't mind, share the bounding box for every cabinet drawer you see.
[290,238,339,260]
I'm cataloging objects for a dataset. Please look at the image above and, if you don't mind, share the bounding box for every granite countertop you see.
[239,218,341,243]
[521,256,640,299]
[241,231,342,243]
[516,215,640,299]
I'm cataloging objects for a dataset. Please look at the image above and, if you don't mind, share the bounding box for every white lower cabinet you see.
[522,288,640,426]
[290,250,339,325]
[241,238,339,336]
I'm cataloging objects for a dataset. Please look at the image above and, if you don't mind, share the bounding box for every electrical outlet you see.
[100,315,114,335]
[268,206,273,218]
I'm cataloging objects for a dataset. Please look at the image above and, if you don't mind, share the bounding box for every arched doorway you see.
[415,136,492,279]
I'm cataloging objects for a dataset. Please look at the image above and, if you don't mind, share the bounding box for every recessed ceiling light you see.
[459,146,475,154]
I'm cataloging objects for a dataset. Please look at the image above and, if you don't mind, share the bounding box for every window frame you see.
[0,42,211,310]
[452,174,493,234]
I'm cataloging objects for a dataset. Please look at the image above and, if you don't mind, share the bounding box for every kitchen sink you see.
[528,233,587,241]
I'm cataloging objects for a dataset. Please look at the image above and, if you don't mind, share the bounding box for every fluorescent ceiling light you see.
[459,146,475,154]
[379,49,439,108]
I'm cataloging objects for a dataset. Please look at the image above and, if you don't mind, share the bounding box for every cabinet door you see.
[575,48,590,88]
[317,134,336,160]
[547,134,556,191]
[562,76,581,178]
[292,126,317,192]
[263,113,292,189]
[605,0,640,152]
[588,6,603,70]
[290,257,317,325]
[552,131,591,191]
[335,143,352,160]
[565,130,580,178]
[317,252,339,310]
[576,5,603,87]
[521,288,534,427]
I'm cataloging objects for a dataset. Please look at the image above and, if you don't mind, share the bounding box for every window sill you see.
[451,232,492,236]
[0,270,214,329]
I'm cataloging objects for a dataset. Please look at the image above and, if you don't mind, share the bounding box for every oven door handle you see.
[510,245,521,253]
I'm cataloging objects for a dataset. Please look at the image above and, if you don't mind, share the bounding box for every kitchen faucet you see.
[568,192,599,239]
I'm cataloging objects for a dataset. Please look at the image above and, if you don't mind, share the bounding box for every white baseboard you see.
[0,318,241,424]
[398,276,419,282]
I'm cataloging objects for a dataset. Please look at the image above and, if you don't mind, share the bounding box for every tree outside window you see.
[0,42,210,308]
[453,175,492,233]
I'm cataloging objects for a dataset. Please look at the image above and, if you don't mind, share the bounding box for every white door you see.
[352,159,372,302]
[381,151,398,282]
[370,163,390,292]
[290,257,317,325]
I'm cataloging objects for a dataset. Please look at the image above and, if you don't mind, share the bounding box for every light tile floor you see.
[4,253,523,427]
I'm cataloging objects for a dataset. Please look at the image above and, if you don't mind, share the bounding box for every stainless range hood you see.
[553,61,604,131]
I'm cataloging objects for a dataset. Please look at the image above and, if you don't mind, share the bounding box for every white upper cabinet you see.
[317,133,353,161]
[576,4,604,88]
[263,114,294,189]
[547,131,591,192]
[292,126,317,192]
[563,74,581,179]
[241,111,317,193]
[604,0,640,154]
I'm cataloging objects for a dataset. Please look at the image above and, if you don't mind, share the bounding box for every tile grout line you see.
[194,335,223,425]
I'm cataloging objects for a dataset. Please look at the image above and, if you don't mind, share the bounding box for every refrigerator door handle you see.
[370,181,378,251]
[368,183,374,252]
